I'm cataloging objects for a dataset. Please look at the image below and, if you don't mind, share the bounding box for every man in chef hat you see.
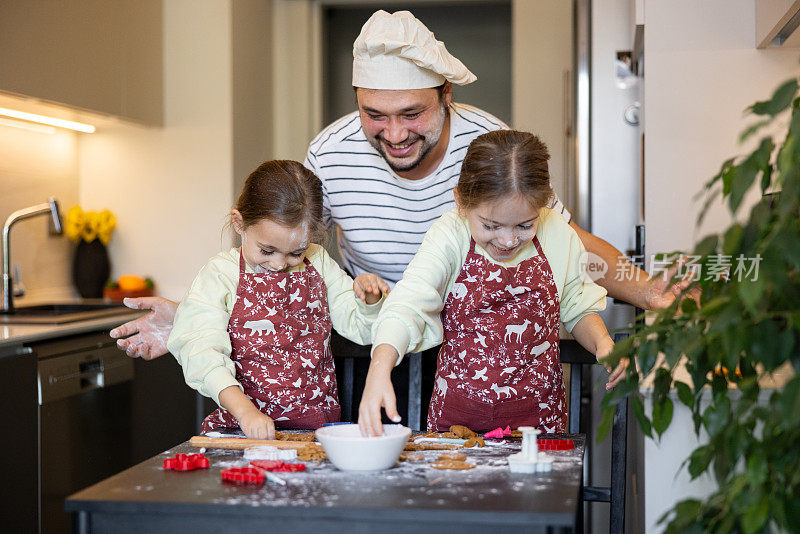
[303,10,573,284]
[112,10,688,423]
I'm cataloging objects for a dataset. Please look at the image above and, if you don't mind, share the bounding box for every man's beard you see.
[369,104,446,173]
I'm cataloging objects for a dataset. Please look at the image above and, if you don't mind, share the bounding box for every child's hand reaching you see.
[358,344,402,437]
[238,408,276,440]
[596,335,627,390]
[570,315,628,390]
[354,273,390,305]
[219,385,275,439]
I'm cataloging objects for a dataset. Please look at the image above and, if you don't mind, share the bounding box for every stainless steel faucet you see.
[2,198,63,313]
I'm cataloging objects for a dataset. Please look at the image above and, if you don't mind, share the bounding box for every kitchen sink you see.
[0,302,141,324]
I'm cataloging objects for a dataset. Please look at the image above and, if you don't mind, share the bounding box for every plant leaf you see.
[723,224,743,256]
[639,339,659,377]
[596,405,615,443]
[779,376,800,429]
[631,394,652,438]
[676,381,694,409]
[760,162,773,193]
[739,119,771,144]
[695,234,719,257]
[747,78,799,116]
[741,496,769,534]
[653,396,674,437]
[703,395,731,436]
[738,275,765,313]
[746,453,768,486]
[751,320,781,370]
[688,445,713,479]
[786,496,800,529]
[729,163,757,213]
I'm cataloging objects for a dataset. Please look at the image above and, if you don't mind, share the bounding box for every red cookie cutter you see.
[163,453,210,471]
[537,438,574,451]
[220,466,265,486]
[250,460,306,472]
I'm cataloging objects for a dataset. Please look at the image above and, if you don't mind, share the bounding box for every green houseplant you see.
[600,76,800,533]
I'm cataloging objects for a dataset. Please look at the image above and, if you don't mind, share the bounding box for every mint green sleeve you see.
[166,250,242,406]
[371,210,469,364]
[307,244,384,346]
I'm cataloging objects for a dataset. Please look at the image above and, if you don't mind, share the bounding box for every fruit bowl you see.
[315,424,410,472]
[103,287,154,302]
[104,274,155,301]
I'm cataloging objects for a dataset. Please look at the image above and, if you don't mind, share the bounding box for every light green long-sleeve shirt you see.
[167,245,382,406]
[371,208,607,364]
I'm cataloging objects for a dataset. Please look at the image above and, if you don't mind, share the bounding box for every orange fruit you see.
[118,274,147,291]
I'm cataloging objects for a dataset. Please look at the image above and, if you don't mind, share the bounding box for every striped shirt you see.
[303,103,570,284]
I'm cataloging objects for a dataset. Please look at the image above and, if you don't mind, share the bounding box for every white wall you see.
[643,0,799,531]
[78,0,234,300]
[645,0,799,255]
[643,393,717,532]
[512,0,573,211]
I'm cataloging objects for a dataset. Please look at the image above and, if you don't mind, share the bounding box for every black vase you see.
[73,240,111,298]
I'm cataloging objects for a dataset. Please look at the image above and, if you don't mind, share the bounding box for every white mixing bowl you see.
[315,424,411,472]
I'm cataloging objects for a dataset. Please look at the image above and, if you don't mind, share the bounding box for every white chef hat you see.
[352,10,477,90]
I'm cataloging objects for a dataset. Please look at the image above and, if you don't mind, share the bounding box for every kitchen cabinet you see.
[0,344,38,533]
[756,0,800,48]
[0,0,163,125]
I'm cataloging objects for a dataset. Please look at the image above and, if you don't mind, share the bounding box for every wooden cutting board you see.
[189,436,321,451]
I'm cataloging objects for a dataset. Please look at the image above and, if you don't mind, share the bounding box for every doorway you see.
[321,2,512,125]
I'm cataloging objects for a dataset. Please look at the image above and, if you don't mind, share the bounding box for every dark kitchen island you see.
[67,434,585,534]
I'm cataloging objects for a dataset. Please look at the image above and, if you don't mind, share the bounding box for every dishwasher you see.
[36,332,135,534]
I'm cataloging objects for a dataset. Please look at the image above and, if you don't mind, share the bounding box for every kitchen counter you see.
[0,309,142,350]
[67,434,585,534]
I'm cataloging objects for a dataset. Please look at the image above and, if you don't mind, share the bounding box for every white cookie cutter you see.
[507,426,553,473]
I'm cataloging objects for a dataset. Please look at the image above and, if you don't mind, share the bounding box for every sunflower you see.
[64,205,116,244]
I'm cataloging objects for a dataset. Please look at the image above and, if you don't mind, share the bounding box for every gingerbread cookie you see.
[431,459,475,470]
[463,436,486,448]
[296,446,327,462]
[399,452,425,462]
[404,442,459,451]
[448,425,479,439]
[275,431,316,442]
[437,452,467,461]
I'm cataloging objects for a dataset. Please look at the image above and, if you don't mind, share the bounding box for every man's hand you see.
[644,258,702,310]
[353,273,390,305]
[109,297,178,359]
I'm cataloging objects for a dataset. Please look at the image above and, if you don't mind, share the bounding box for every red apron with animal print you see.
[201,251,340,432]
[427,237,566,433]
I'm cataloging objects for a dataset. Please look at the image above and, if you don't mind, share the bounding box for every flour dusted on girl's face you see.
[460,194,539,263]
[167,160,388,441]
[239,220,310,273]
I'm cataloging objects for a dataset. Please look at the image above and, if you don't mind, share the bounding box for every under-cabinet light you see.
[0,117,56,134]
[0,107,95,133]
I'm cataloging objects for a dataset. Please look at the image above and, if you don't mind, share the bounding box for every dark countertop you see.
[67,434,585,534]
[0,309,142,349]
